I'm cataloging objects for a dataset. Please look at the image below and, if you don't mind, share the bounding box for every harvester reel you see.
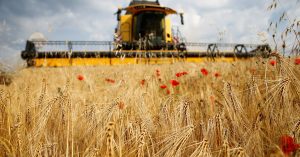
[177,43,187,58]
[207,44,219,57]
[145,52,155,58]
[115,51,126,60]
[254,45,272,58]
[176,43,187,51]
[234,44,248,54]
[150,52,158,58]
[178,50,187,58]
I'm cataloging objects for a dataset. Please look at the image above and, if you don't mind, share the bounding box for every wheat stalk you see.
[106,121,115,157]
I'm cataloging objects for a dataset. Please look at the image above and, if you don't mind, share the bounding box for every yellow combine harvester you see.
[21,0,271,67]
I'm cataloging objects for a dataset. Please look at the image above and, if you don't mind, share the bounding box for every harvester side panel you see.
[120,15,132,42]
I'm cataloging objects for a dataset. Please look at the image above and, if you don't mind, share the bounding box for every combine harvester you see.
[21,0,271,67]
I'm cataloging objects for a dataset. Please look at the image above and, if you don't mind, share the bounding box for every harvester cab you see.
[20,0,271,67]
[114,0,184,50]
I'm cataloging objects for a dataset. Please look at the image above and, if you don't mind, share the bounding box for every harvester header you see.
[21,0,271,67]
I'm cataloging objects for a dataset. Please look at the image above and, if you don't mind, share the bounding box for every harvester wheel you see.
[234,44,248,54]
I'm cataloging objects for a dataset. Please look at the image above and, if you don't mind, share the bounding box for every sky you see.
[0,0,299,67]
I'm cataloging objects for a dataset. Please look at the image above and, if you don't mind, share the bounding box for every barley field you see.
[0,57,300,157]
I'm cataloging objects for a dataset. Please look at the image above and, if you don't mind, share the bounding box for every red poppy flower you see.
[170,80,180,86]
[280,135,300,155]
[140,79,146,86]
[182,71,188,75]
[105,78,115,83]
[295,58,300,65]
[77,75,84,81]
[214,72,221,78]
[166,89,171,95]
[176,72,183,77]
[176,71,188,77]
[270,60,276,66]
[201,68,209,76]
[160,85,167,89]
